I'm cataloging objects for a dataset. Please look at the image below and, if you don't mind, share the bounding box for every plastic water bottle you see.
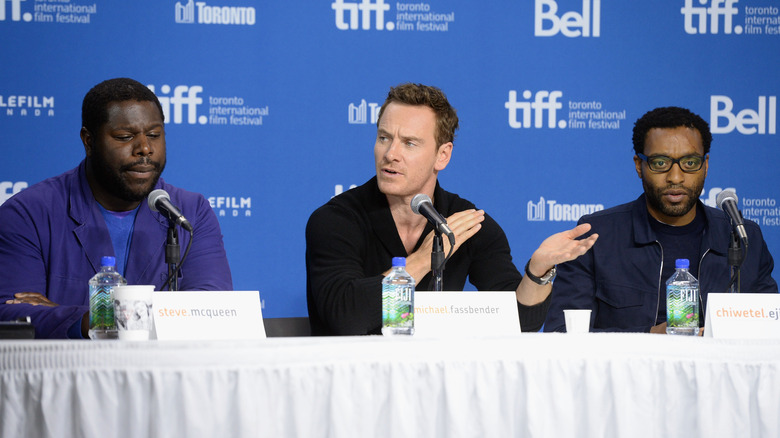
[666,258,700,335]
[382,257,415,336]
[88,256,127,340]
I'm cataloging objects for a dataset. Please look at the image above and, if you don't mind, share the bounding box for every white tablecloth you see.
[1,334,779,438]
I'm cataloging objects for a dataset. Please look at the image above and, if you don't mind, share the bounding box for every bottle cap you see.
[675,259,690,269]
[391,257,406,267]
[100,256,117,267]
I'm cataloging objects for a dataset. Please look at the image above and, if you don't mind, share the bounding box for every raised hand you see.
[527,223,598,278]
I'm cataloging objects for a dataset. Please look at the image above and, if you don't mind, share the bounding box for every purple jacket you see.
[0,161,233,338]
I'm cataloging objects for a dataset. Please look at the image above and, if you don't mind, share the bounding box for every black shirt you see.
[649,204,706,323]
[305,177,549,335]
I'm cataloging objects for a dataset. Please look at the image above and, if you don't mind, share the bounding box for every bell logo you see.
[505,90,566,129]
[331,0,393,30]
[147,84,206,125]
[534,0,601,37]
[681,0,742,35]
[710,95,776,135]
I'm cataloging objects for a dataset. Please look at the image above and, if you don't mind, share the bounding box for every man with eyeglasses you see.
[544,106,777,333]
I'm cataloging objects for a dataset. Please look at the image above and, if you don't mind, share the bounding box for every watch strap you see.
[524,260,556,285]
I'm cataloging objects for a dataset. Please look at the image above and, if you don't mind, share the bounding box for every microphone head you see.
[410,194,432,215]
[147,189,170,212]
[716,189,738,209]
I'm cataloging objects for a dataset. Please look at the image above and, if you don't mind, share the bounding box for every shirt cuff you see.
[518,294,552,332]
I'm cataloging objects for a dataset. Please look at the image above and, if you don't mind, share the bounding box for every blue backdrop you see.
[1,0,778,317]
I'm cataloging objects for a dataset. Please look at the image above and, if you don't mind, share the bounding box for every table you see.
[2,334,779,438]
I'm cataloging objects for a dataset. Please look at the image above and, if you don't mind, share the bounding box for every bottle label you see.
[667,285,699,328]
[382,284,414,328]
[89,285,116,330]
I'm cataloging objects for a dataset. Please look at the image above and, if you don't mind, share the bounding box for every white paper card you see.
[704,293,780,338]
[153,291,266,340]
[413,291,521,338]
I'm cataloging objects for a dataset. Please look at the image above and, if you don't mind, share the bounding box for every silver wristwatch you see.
[524,260,557,285]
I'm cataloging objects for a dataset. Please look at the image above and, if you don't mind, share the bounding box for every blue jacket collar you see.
[69,160,114,273]
[68,160,169,277]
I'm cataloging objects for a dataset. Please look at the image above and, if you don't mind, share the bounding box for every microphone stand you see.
[166,224,180,291]
[431,230,445,292]
[727,229,743,293]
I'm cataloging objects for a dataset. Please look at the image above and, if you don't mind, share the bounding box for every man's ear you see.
[80,127,93,157]
[435,142,453,172]
[633,155,643,179]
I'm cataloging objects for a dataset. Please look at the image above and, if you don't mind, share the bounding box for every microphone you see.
[716,189,747,244]
[148,189,193,232]
[411,194,453,236]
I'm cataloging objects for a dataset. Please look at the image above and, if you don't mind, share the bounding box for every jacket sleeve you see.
[0,198,87,339]
[305,204,383,335]
[178,194,233,291]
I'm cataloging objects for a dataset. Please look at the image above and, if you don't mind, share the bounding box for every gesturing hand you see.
[528,223,598,276]
[422,209,485,255]
[404,209,485,281]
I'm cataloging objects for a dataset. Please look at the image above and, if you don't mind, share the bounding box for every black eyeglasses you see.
[636,153,707,173]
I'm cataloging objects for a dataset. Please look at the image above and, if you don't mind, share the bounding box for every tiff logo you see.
[332,0,393,30]
[535,0,601,37]
[348,100,380,124]
[147,84,206,125]
[681,0,742,34]
[528,197,546,221]
[701,187,736,208]
[0,181,27,206]
[175,0,195,23]
[0,0,32,22]
[505,90,566,129]
[711,95,776,135]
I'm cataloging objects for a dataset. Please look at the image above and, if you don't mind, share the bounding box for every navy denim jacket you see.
[545,194,778,332]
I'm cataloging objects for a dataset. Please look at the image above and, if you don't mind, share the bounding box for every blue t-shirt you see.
[69,204,139,338]
[97,204,140,276]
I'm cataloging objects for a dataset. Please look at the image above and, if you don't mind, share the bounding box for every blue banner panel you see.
[1,0,778,317]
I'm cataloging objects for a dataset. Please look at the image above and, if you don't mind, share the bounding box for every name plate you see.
[413,291,521,337]
[153,291,266,340]
[704,293,780,338]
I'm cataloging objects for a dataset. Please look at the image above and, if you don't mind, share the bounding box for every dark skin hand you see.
[649,322,667,334]
[5,292,57,307]
[6,292,90,337]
